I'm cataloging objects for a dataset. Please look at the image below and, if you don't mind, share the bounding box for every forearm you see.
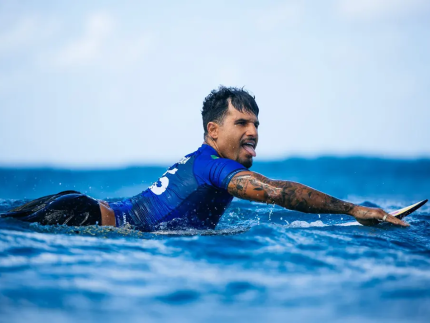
[229,171,409,226]
[228,172,356,215]
[270,180,355,215]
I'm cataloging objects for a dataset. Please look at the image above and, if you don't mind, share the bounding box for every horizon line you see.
[1,153,429,171]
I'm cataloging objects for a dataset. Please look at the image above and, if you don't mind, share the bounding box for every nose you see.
[246,123,258,137]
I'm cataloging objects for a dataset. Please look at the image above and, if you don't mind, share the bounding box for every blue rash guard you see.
[109,144,247,231]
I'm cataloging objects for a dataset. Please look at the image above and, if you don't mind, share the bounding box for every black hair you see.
[201,86,259,138]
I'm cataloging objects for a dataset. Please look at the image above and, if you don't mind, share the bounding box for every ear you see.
[207,121,219,140]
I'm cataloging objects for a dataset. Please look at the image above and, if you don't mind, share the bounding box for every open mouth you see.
[241,140,257,157]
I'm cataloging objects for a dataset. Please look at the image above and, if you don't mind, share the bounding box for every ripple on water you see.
[1,198,430,322]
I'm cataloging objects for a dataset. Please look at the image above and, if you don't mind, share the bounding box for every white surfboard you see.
[389,199,428,220]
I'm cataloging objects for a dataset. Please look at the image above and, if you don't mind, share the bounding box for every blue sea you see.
[1,157,429,323]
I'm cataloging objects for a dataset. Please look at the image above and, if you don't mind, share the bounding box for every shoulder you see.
[194,144,247,189]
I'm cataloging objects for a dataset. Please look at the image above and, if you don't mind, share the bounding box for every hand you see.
[350,206,409,227]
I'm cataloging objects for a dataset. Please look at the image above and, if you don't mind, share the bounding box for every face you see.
[207,102,259,168]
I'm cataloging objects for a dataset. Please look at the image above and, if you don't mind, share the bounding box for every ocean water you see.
[1,157,429,323]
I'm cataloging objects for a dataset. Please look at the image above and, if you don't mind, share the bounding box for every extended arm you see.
[228,171,408,226]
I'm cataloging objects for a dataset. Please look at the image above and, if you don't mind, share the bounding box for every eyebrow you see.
[235,118,260,126]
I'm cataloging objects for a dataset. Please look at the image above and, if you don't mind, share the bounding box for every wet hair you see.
[201,86,259,138]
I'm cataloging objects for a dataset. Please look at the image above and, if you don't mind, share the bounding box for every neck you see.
[203,137,224,158]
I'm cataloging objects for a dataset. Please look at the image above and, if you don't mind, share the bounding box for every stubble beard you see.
[239,156,253,169]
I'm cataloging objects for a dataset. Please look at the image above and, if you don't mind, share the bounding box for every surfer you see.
[1,86,409,229]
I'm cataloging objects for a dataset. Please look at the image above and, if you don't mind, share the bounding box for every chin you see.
[239,157,253,169]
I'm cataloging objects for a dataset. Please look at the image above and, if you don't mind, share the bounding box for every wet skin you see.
[205,101,259,168]
[99,200,116,226]
[227,172,408,227]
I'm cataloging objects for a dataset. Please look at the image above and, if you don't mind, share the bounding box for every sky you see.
[0,0,429,167]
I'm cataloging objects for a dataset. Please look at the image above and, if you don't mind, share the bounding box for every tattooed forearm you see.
[228,171,355,215]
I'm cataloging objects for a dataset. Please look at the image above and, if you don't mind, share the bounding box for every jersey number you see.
[149,168,178,195]
[149,156,190,195]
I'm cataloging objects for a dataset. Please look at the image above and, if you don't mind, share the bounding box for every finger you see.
[384,214,409,227]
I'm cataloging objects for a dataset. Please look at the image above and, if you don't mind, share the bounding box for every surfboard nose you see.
[390,199,428,219]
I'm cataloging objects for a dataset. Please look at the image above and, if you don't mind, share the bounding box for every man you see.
[1,86,408,229]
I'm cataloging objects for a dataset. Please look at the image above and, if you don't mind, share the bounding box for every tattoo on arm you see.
[228,171,355,215]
